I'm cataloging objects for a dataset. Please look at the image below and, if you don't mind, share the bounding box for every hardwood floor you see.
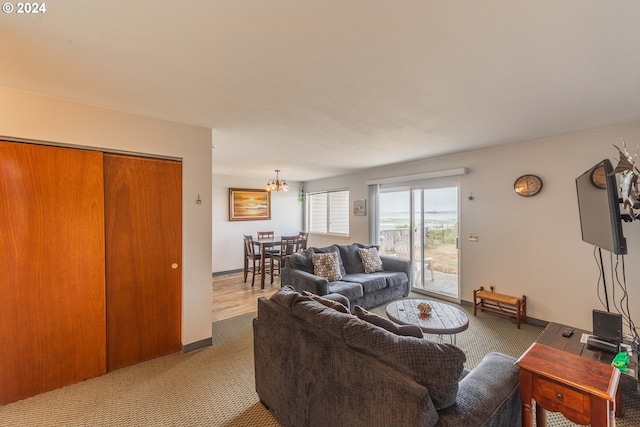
[211,271,280,322]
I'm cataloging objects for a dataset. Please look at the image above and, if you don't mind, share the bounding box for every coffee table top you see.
[386,298,469,335]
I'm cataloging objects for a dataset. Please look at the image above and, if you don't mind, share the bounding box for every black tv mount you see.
[620,214,638,222]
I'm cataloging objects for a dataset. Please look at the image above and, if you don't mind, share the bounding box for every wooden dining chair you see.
[243,235,270,287]
[258,231,281,258]
[297,232,308,250]
[270,235,299,277]
[257,231,274,239]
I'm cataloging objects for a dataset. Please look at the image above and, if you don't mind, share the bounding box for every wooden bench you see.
[473,287,526,329]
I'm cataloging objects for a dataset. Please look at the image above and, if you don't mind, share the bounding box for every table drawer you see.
[534,376,590,424]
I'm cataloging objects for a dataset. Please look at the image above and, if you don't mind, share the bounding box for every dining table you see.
[253,236,282,289]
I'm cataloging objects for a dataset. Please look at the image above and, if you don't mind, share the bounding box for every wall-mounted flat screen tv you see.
[575,159,627,255]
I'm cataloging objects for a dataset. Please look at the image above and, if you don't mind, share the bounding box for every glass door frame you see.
[410,184,460,302]
[378,183,460,303]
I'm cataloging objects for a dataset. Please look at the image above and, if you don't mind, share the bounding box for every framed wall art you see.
[353,199,366,216]
[229,188,271,221]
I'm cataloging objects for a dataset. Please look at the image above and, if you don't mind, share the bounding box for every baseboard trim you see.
[182,337,213,353]
[213,269,243,277]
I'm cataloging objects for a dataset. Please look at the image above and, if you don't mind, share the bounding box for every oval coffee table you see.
[386,299,469,344]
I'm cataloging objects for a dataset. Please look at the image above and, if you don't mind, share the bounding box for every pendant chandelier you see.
[266,169,289,192]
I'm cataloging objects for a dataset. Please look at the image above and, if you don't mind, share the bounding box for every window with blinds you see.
[308,190,349,235]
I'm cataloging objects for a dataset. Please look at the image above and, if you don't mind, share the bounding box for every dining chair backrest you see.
[244,235,257,258]
[257,231,274,239]
[280,235,299,257]
[297,232,308,250]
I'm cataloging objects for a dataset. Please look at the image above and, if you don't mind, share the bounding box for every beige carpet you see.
[1,297,639,427]
[0,313,280,427]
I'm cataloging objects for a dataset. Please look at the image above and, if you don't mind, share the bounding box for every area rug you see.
[0,301,638,427]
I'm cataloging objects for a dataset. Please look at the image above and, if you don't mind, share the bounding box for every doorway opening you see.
[379,186,459,300]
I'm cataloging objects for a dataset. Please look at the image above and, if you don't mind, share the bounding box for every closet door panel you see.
[104,154,182,371]
[0,141,106,405]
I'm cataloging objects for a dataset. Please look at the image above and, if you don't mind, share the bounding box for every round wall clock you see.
[590,165,607,189]
[514,174,543,197]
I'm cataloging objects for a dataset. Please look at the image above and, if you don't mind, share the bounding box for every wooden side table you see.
[516,342,620,427]
[536,322,638,418]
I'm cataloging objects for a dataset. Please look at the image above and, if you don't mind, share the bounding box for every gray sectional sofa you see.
[281,243,411,311]
[253,286,522,427]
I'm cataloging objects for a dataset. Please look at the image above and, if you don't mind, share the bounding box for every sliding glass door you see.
[379,186,459,300]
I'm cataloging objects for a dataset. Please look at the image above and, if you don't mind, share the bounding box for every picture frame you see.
[229,188,271,221]
[353,199,366,216]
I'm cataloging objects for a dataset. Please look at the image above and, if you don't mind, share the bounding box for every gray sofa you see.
[281,243,411,311]
[254,286,522,427]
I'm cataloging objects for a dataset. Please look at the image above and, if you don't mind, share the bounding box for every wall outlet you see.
[490,285,495,292]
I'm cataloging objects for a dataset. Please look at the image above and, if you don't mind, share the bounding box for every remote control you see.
[562,328,574,338]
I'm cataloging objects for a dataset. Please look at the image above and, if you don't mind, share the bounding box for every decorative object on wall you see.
[229,188,271,221]
[513,174,543,197]
[612,138,640,220]
[353,199,366,216]
[298,185,305,203]
[265,169,289,192]
[590,165,607,189]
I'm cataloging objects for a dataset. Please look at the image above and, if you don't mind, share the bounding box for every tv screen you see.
[575,159,627,255]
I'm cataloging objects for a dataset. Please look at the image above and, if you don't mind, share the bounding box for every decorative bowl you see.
[417,302,432,316]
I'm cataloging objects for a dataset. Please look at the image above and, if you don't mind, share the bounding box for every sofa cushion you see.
[343,318,466,410]
[303,290,350,314]
[354,306,423,338]
[312,252,343,282]
[291,297,354,339]
[382,271,410,288]
[357,247,384,273]
[327,281,364,301]
[270,285,306,310]
[338,243,379,274]
[341,273,387,293]
[288,251,314,273]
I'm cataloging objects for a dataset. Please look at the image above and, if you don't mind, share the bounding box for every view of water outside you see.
[379,188,459,275]
[380,188,456,224]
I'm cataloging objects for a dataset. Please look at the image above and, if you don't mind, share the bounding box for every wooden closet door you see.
[104,154,182,371]
[0,141,106,405]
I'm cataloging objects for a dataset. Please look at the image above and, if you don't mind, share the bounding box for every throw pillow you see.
[354,305,423,338]
[357,247,384,273]
[312,252,343,282]
[343,318,466,410]
[303,291,350,314]
[292,298,353,339]
[270,285,302,310]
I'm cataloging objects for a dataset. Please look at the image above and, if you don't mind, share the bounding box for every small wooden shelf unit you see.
[473,287,526,329]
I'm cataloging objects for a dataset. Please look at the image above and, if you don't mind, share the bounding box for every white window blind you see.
[308,189,349,235]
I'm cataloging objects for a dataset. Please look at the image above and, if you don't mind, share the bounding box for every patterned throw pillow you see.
[312,252,343,282]
[357,247,384,273]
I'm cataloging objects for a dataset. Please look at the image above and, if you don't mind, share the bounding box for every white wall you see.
[304,122,640,332]
[0,86,213,347]
[212,174,303,273]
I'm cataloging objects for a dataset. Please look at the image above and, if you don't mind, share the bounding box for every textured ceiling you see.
[2,1,640,181]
